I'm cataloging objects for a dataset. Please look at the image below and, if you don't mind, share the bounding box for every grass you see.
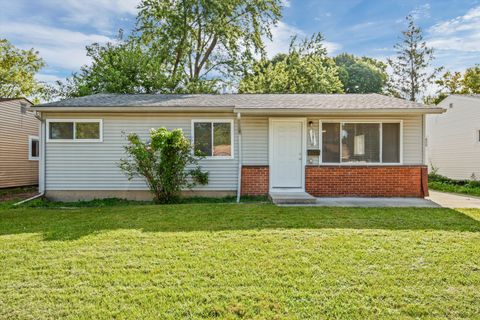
[429,181,480,198]
[13,195,270,209]
[1,203,480,319]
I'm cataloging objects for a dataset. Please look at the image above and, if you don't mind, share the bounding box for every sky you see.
[1,0,479,87]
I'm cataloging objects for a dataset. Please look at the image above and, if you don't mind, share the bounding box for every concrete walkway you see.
[278,190,480,208]
[312,197,439,208]
[282,197,440,207]
[427,190,480,208]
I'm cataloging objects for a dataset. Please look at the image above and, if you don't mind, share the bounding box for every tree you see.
[436,71,463,94]
[387,15,442,101]
[424,65,480,104]
[60,0,283,97]
[462,65,480,94]
[56,36,169,97]
[0,39,47,102]
[334,53,388,93]
[119,128,208,204]
[238,33,344,93]
[135,0,282,92]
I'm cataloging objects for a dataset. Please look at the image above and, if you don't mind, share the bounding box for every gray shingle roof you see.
[36,93,438,111]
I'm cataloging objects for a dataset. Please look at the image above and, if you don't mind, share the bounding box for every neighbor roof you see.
[34,93,444,113]
[457,94,480,100]
[0,97,33,104]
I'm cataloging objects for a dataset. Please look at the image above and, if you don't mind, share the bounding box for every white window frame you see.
[28,135,40,160]
[191,119,234,160]
[46,119,103,142]
[319,120,403,165]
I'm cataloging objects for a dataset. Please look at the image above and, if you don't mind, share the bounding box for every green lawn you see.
[429,181,480,198]
[1,204,480,319]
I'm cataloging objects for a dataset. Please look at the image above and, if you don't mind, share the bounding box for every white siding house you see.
[427,95,480,180]
[33,93,443,201]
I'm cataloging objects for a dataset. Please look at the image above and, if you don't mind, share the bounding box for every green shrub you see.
[119,128,208,204]
[428,170,480,197]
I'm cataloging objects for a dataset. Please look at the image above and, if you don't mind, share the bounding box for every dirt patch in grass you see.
[0,186,38,202]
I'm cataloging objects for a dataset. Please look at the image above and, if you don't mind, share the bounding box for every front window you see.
[193,120,233,158]
[28,136,39,160]
[48,120,102,142]
[322,121,401,164]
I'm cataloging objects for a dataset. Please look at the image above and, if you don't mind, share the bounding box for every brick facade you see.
[305,165,428,198]
[241,166,269,196]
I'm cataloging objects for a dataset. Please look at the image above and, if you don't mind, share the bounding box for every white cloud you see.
[41,0,139,32]
[411,3,431,19]
[1,23,113,71]
[264,21,341,57]
[280,0,291,8]
[36,74,65,84]
[427,6,480,52]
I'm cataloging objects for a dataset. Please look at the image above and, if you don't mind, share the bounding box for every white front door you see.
[271,120,304,189]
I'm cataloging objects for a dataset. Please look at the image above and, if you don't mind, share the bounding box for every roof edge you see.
[30,105,445,114]
[30,105,235,112]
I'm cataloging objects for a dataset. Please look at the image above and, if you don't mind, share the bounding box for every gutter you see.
[236,112,242,203]
[232,107,446,115]
[35,111,46,197]
[13,193,44,206]
[14,112,46,206]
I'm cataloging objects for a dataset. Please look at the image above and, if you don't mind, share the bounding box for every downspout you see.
[15,112,46,206]
[236,112,242,203]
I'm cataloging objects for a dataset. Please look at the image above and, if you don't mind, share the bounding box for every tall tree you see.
[387,15,441,101]
[59,0,283,97]
[0,39,46,102]
[239,33,344,93]
[334,53,388,93]
[135,0,282,92]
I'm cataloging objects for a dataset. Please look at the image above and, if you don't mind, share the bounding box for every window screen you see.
[193,121,232,158]
[49,122,74,140]
[382,123,400,163]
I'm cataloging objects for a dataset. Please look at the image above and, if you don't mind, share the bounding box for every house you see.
[32,93,443,202]
[427,94,480,180]
[0,98,39,188]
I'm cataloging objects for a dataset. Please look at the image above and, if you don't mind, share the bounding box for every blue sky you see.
[1,0,479,85]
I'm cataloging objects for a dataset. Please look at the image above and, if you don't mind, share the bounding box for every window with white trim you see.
[321,121,401,164]
[28,136,39,160]
[47,120,102,142]
[192,120,233,158]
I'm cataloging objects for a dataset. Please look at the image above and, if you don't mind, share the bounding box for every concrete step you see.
[269,191,317,205]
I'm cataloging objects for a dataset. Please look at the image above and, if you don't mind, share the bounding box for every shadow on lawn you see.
[1,204,480,241]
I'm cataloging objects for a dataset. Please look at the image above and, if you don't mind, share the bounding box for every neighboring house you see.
[33,94,443,202]
[427,94,480,180]
[0,98,39,188]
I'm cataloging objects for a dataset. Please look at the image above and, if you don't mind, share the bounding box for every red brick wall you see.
[241,166,269,196]
[305,165,428,198]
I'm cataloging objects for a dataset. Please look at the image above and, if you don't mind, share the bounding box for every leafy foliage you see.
[119,128,208,204]
[239,33,344,93]
[136,0,282,92]
[429,171,480,197]
[56,37,169,97]
[59,0,283,97]
[334,53,388,93]
[387,15,442,102]
[0,39,48,102]
[424,65,480,104]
